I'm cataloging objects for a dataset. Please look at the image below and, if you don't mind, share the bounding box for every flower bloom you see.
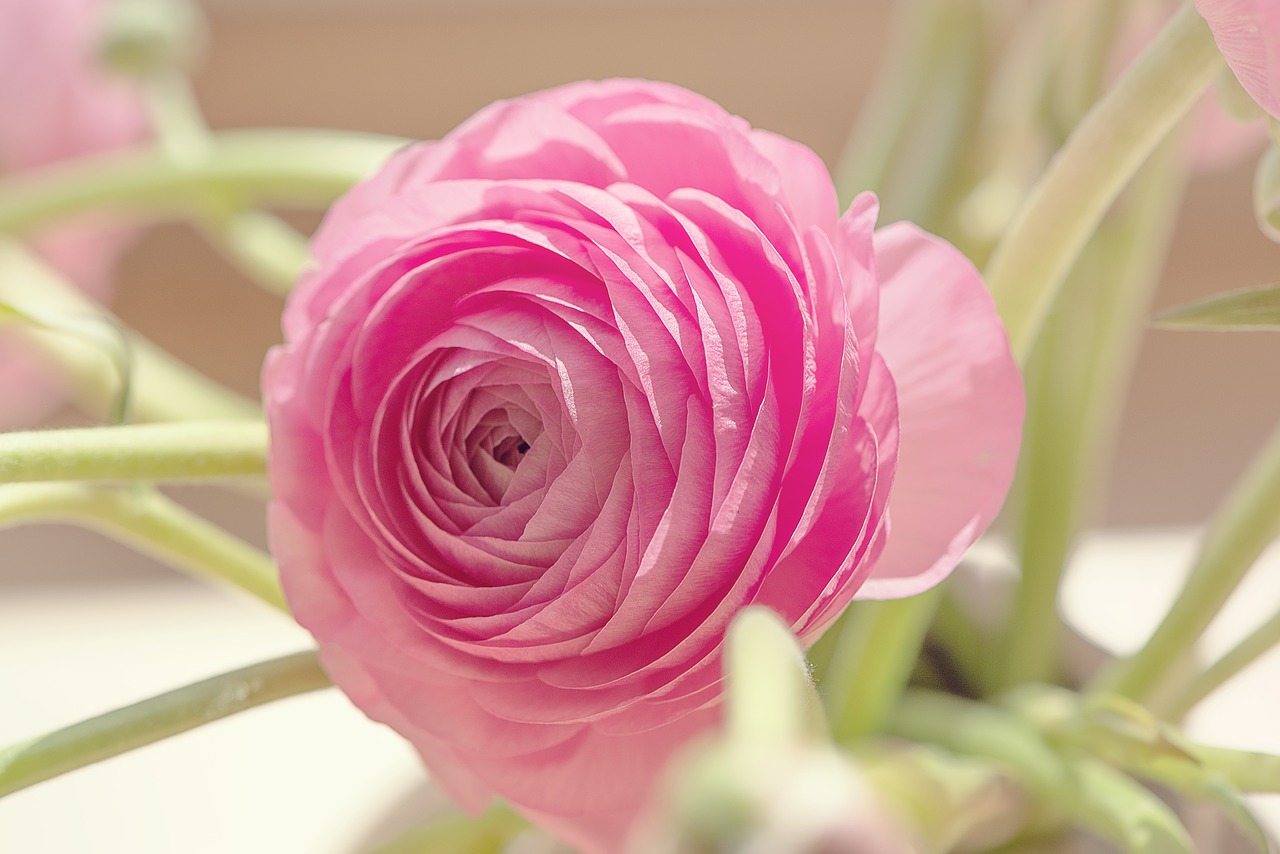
[1195,0,1280,119]
[265,80,1023,853]
[0,0,148,426]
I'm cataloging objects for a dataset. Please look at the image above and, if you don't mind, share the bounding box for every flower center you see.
[491,433,532,469]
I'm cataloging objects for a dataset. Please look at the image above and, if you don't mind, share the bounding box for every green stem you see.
[1196,745,1280,794]
[0,483,286,610]
[821,588,943,742]
[892,692,1194,852]
[200,206,310,296]
[0,650,328,798]
[835,0,985,229]
[998,139,1188,689]
[889,691,1069,800]
[144,70,310,294]
[0,239,258,421]
[1165,605,1280,720]
[0,129,407,235]
[1092,422,1280,703]
[984,2,1222,364]
[0,421,266,483]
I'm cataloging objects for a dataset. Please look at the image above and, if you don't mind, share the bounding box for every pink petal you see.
[1196,0,1280,120]
[855,223,1023,599]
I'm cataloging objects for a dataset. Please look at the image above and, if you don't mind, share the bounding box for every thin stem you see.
[822,588,943,742]
[0,421,266,484]
[984,2,1223,364]
[144,70,310,295]
[998,139,1188,689]
[1165,605,1280,720]
[0,129,408,235]
[0,239,258,421]
[200,206,310,296]
[0,483,286,610]
[1092,422,1280,703]
[0,650,328,798]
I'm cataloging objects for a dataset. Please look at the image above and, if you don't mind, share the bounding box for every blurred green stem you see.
[1092,422,1280,704]
[144,72,311,294]
[0,483,285,610]
[1166,605,1280,719]
[0,421,266,484]
[822,588,943,742]
[985,2,1222,363]
[997,139,1188,689]
[0,239,258,421]
[0,651,327,798]
[0,129,407,235]
[835,0,985,229]
[893,691,1195,852]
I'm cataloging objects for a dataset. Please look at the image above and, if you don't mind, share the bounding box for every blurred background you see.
[2,1,1279,851]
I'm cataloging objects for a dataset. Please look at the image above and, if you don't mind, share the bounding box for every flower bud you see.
[632,743,921,854]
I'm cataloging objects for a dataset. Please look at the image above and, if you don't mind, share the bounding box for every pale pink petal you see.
[1196,0,1280,119]
[855,223,1023,599]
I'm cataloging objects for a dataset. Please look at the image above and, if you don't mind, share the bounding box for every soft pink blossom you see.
[0,0,148,427]
[264,79,1023,853]
[1196,0,1280,120]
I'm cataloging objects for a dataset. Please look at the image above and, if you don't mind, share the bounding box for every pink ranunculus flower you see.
[0,0,148,427]
[264,80,1023,853]
[1195,0,1280,120]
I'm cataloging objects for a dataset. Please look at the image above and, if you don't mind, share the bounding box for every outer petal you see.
[1196,0,1280,119]
[855,223,1023,599]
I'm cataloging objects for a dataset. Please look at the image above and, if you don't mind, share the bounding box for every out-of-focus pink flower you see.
[0,0,149,427]
[264,79,1023,853]
[1195,0,1280,120]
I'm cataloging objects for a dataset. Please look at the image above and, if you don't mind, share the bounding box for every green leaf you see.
[0,299,134,422]
[1153,284,1280,331]
[1066,759,1195,854]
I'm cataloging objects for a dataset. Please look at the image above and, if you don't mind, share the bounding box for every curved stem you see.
[1092,422,1280,703]
[0,421,266,484]
[0,129,408,235]
[0,239,258,421]
[0,483,286,611]
[822,588,943,742]
[0,651,328,799]
[144,71,310,295]
[200,206,310,296]
[984,2,1222,364]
